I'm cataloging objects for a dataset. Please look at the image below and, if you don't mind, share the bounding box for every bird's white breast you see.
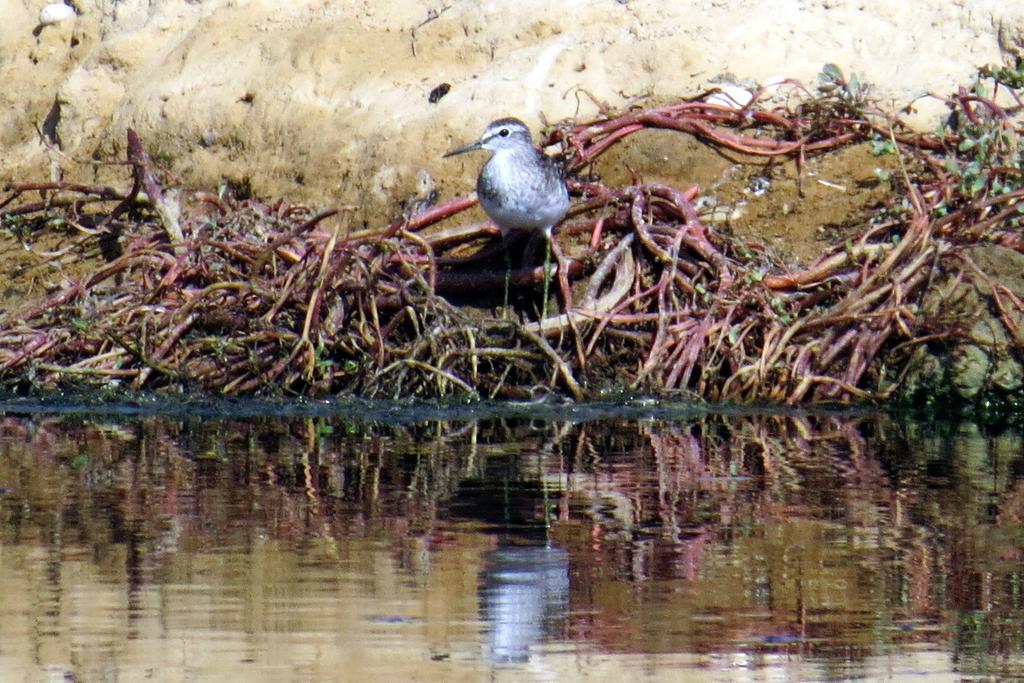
[478,149,569,234]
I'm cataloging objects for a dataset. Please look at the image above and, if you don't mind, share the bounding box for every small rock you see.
[900,345,944,400]
[951,344,990,400]
[39,3,76,26]
[992,357,1023,393]
[968,318,1007,348]
[706,83,753,109]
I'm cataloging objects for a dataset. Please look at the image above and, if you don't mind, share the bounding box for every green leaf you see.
[848,73,861,96]
[870,139,896,156]
[820,63,844,82]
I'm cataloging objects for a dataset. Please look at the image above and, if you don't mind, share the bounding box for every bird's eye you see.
[498,128,510,137]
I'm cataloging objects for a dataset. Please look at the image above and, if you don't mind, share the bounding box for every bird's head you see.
[443,118,533,158]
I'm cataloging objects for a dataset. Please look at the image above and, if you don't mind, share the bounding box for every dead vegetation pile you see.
[1,65,1022,403]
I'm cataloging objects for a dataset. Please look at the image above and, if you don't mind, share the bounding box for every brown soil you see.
[710,144,899,265]
[0,222,100,310]
[4,0,1017,219]
[583,129,899,266]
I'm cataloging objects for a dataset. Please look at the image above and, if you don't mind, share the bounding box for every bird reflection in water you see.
[479,543,570,663]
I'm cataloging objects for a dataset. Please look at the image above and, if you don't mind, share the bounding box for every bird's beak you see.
[443,140,482,158]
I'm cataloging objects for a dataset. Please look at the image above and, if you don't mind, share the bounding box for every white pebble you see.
[706,84,754,109]
[39,3,77,26]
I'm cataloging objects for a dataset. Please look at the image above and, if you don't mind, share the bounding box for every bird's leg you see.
[541,230,553,322]
[502,237,512,319]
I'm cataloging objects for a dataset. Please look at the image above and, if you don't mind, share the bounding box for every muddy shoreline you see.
[2,79,1021,414]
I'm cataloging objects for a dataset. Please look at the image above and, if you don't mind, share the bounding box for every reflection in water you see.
[0,407,1022,680]
[480,544,569,663]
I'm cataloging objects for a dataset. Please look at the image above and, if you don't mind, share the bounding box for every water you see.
[0,403,1021,681]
